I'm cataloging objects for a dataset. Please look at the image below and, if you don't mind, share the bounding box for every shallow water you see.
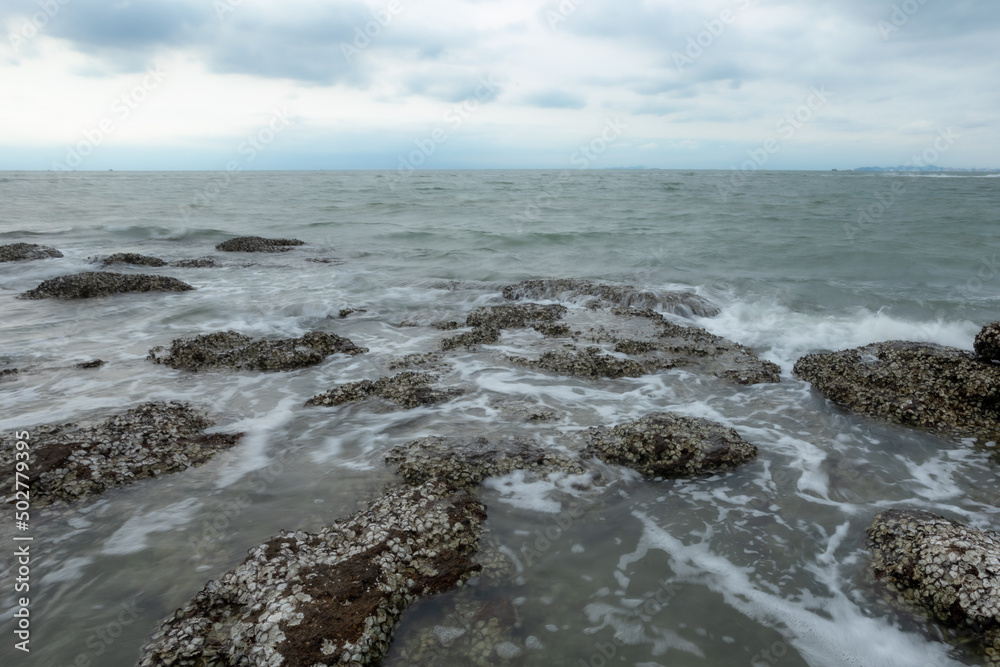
[1,169,999,666]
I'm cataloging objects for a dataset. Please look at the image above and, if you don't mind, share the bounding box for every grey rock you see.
[0,243,63,262]
[501,278,720,318]
[99,252,167,267]
[976,323,1000,363]
[306,371,463,409]
[215,236,305,252]
[868,509,1000,662]
[507,345,647,380]
[149,330,367,372]
[0,402,242,507]
[793,341,1000,445]
[171,257,219,268]
[18,272,194,299]
[136,481,485,667]
[586,412,757,478]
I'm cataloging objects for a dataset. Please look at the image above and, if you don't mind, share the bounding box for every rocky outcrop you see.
[793,341,1000,444]
[99,252,167,267]
[172,257,219,268]
[0,243,63,262]
[137,481,486,667]
[0,367,17,379]
[215,236,305,252]
[440,303,567,351]
[386,436,585,490]
[507,345,647,380]
[149,330,366,372]
[18,272,194,299]
[586,412,757,478]
[0,402,242,507]
[975,323,1000,363]
[306,372,463,409]
[75,359,104,369]
[868,509,1000,661]
[501,278,720,318]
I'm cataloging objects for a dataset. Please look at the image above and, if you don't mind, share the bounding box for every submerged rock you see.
[99,252,167,267]
[137,480,485,667]
[0,367,17,379]
[0,243,63,262]
[171,257,219,268]
[586,412,757,478]
[507,345,647,380]
[149,330,367,372]
[388,352,446,371]
[793,341,1000,444]
[440,303,566,352]
[18,272,194,299]
[75,359,104,369]
[868,509,1000,661]
[0,402,242,507]
[306,371,463,409]
[386,436,585,489]
[975,323,1000,363]
[501,278,720,318]
[215,236,305,252]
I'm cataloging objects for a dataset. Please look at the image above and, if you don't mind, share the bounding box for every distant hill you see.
[855,165,1000,172]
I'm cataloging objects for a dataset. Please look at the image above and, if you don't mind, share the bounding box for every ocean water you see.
[1,169,999,666]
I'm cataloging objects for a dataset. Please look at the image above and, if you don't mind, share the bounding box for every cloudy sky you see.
[1,0,997,171]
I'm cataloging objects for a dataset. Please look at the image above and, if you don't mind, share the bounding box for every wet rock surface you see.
[501,278,720,318]
[507,345,647,380]
[440,303,566,352]
[215,236,305,252]
[149,330,367,372]
[0,242,63,262]
[171,257,219,268]
[306,371,463,410]
[793,341,1000,444]
[75,359,104,369]
[18,271,195,299]
[386,436,585,489]
[586,412,758,478]
[976,323,1000,363]
[99,252,167,267]
[0,367,17,379]
[137,480,486,667]
[0,401,242,507]
[868,509,1000,662]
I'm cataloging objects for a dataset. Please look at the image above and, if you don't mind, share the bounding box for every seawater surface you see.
[1,169,999,666]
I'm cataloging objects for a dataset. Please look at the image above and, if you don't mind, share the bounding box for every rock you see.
[441,326,501,351]
[18,272,194,299]
[793,341,1000,444]
[0,402,242,507]
[440,303,567,352]
[306,372,463,409]
[586,412,757,478]
[507,345,647,380]
[976,323,1000,363]
[0,367,17,379]
[75,359,104,369]
[388,352,446,371]
[136,481,485,667]
[501,278,720,318]
[171,257,218,268]
[868,509,1000,661]
[215,236,305,252]
[99,252,167,267]
[149,330,367,372]
[0,243,63,262]
[386,436,585,490]
[339,308,367,318]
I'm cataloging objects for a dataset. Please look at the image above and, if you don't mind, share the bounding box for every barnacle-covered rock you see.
[868,509,1000,662]
[586,412,757,478]
[501,278,720,318]
[507,345,647,380]
[975,323,1000,364]
[441,303,567,351]
[215,236,305,252]
[386,436,585,490]
[171,257,219,268]
[75,359,104,369]
[0,402,242,506]
[0,243,63,262]
[306,371,463,409]
[99,252,167,267]
[793,341,1000,445]
[148,330,367,372]
[18,272,194,299]
[136,480,486,667]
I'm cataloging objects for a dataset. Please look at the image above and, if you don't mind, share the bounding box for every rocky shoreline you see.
[7,233,1000,664]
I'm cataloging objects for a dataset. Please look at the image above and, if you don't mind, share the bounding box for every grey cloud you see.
[522,89,586,109]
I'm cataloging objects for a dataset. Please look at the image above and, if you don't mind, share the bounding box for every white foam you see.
[102,498,203,555]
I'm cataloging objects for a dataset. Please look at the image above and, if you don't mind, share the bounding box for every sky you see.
[1,0,998,171]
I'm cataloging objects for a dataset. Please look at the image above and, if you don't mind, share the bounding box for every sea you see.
[1,169,999,666]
